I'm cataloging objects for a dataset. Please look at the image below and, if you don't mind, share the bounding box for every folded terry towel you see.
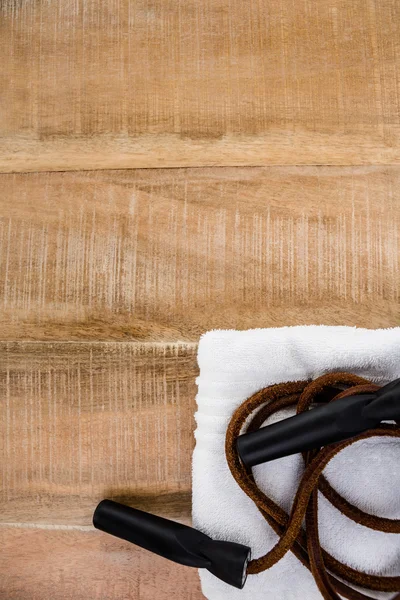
[192,326,400,600]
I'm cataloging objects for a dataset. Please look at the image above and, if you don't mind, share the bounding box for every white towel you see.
[192,326,400,600]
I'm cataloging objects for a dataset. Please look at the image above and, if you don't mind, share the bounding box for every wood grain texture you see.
[0,526,203,599]
[0,341,197,525]
[1,0,400,171]
[0,167,399,341]
[4,2,400,598]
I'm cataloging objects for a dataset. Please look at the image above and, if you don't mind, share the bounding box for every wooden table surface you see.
[1,1,399,598]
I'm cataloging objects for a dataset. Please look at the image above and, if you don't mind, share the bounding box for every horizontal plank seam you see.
[0,340,199,347]
[0,523,95,531]
[3,163,400,176]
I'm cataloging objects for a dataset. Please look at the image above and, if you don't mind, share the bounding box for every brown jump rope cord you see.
[225,372,400,600]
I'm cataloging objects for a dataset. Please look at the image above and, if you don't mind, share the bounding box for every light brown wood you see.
[0,167,399,341]
[4,1,400,597]
[0,341,197,525]
[0,526,203,599]
[2,0,400,172]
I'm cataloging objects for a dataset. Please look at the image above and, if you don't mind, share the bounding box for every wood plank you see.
[1,0,400,171]
[0,167,399,341]
[0,342,197,525]
[0,526,203,600]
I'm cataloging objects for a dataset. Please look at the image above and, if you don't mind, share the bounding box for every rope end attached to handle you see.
[93,499,251,589]
[236,378,400,467]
